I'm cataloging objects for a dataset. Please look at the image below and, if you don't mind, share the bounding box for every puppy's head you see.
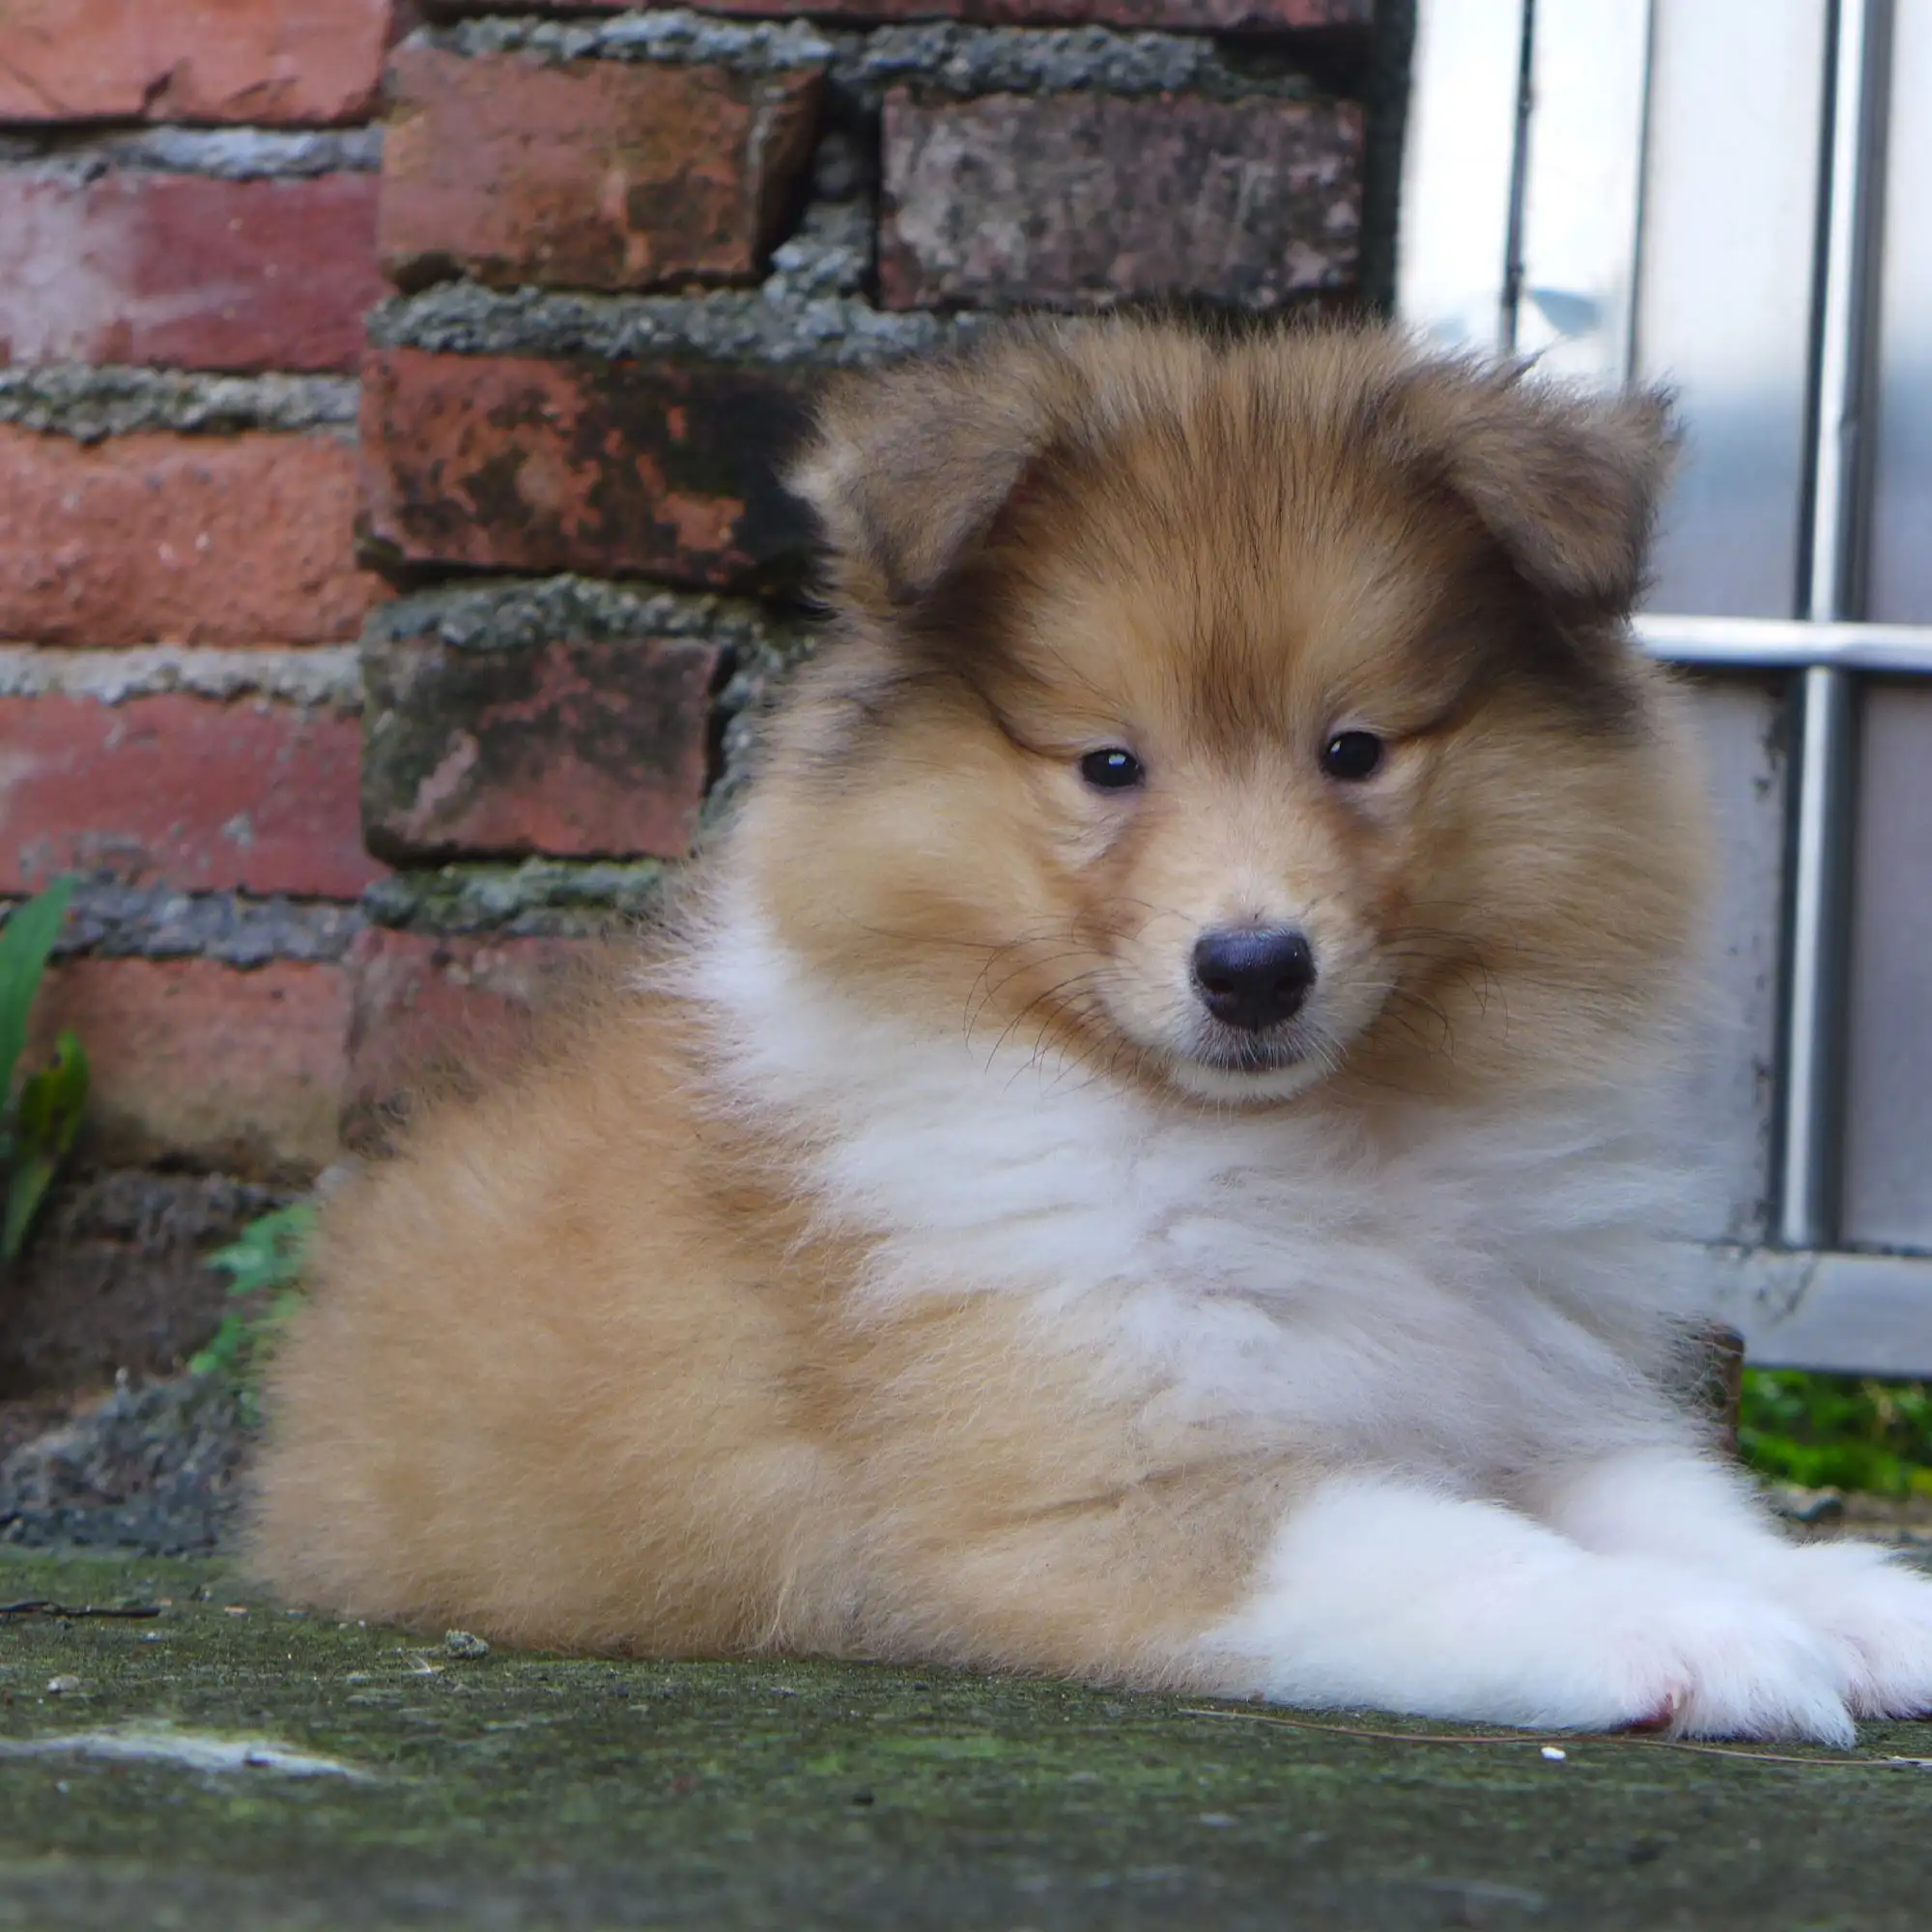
[740,319,1704,1107]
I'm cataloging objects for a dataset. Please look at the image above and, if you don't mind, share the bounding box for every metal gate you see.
[1399,0,1932,1373]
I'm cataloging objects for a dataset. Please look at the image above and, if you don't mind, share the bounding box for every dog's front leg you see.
[1531,1448,1932,1720]
[1197,1471,1855,1740]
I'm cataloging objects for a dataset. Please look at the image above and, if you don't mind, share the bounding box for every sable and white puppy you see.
[253,319,1932,1741]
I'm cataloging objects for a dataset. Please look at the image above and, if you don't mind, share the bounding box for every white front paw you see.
[1766,1543,1932,1719]
[1215,1481,1860,1744]
[1595,1564,1855,1745]
[1224,1554,1856,1743]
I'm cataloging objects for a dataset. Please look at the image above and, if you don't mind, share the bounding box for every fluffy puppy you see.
[252,318,1932,1741]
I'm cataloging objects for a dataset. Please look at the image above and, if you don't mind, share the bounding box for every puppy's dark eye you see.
[1079,747,1145,791]
[1320,731,1385,782]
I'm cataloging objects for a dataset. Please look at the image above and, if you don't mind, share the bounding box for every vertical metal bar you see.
[1512,0,1654,381]
[1779,0,1891,1250]
[1781,668,1857,1247]
[1499,0,1537,355]
[1396,0,1534,354]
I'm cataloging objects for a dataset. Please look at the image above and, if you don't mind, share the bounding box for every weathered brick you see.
[0,0,394,126]
[0,690,381,897]
[0,430,376,646]
[382,47,821,294]
[0,172,383,374]
[362,633,723,864]
[345,926,596,1135]
[880,92,1362,310]
[508,1,1371,24]
[30,957,350,1177]
[358,348,812,588]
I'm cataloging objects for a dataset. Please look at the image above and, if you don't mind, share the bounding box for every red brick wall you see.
[0,1,399,1390]
[0,0,1400,1390]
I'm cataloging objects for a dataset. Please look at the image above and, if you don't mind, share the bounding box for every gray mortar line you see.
[416,9,835,71]
[412,14,1324,102]
[21,884,369,967]
[361,858,671,937]
[834,22,1323,104]
[362,574,796,655]
[0,128,382,182]
[368,282,980,364]
[0,645,363,708]
[0,369,359,443]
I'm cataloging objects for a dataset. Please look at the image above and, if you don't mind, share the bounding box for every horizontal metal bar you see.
[1689,1243,1932,1378]
[1635,613,1932,674]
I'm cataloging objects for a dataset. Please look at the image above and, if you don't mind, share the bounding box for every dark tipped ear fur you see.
[785,328,1080,613]
[789,321,1677,627]
[1394,362,1678,613]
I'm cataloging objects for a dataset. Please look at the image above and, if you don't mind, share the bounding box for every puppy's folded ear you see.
[786,330,1073,614]
[1399,363,1678,613]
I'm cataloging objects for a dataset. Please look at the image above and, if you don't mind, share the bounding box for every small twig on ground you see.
[0,1599,162,1620]
[1177,1706,1932,1770]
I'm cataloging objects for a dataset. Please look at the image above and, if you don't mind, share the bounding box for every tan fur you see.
[251,318,1706,1684]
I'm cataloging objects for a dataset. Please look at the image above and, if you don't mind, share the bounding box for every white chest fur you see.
[688,904,1703,1477]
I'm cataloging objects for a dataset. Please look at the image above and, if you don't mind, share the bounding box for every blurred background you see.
[0,4,1925,1465]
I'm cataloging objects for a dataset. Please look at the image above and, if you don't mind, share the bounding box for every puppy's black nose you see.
[1192,927,1316,1032]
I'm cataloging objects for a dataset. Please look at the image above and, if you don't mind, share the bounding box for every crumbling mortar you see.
[369,281,981,364]
[0,645,362,709]
[412,13,1327,105]
[0,127,382,184]
[9,883,369,968]
[832,21,1323,106]
[0,369,358,444]
[361,575,799,657]
[416,9,836,71]
[361,857,670,937]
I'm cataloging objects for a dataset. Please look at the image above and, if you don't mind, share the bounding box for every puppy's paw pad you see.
[1616,1693,1681,1735]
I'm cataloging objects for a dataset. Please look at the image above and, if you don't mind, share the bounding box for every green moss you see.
[1741,1371,1932,1497]
[4,1550,1932,1928]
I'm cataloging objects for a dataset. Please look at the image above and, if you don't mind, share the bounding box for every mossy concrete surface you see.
[3,1552,1930,1930]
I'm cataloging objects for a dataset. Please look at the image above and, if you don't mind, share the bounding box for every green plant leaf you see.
[0,878,74,1106]
[193,1203,317,1392]
[14,1030,88,1162]
[188,1314,251,1380]
[1,1030,88,1259]
[207,1203,316,1299]
[3,1155,55,1262]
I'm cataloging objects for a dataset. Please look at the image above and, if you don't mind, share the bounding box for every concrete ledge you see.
[1697,1245,1932,1377]
[1,1547,1929,1928]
